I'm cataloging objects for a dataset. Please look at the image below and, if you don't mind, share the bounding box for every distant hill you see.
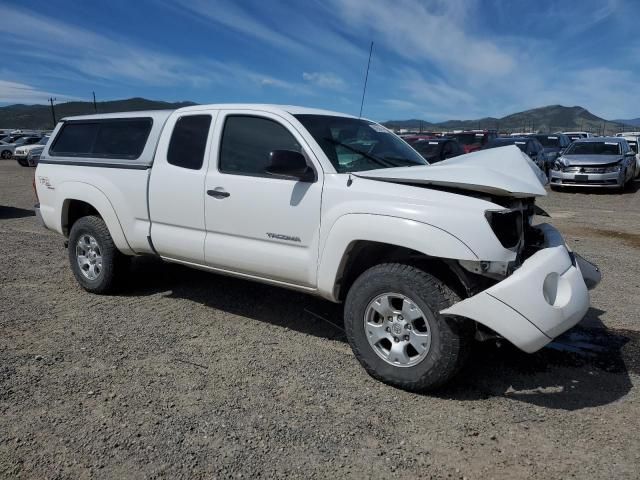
[0,97,196,129]
[384,105,630,135]
[612,118,640,127]
[0,99,635,135]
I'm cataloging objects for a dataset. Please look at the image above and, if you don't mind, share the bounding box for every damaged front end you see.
[444,214,601,353]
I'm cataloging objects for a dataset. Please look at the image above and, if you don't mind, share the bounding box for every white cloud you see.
[0,4,314,103]
[326,0,515,76]
[302,72,346,90]
[0,80,78,104]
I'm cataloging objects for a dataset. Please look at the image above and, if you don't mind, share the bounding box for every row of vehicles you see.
[401,129,639,191]
[0,131,50,166]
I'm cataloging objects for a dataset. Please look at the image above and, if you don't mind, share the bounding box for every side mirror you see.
[625,151,636,157]
[266,150,315,182]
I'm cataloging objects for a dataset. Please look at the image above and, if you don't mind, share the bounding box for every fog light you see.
[542,272,571,307]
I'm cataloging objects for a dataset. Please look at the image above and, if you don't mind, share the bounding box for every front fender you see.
[47,181,133,255]
[317,213,478,301]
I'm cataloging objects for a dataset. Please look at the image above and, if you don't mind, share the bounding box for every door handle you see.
[207,189,230,199]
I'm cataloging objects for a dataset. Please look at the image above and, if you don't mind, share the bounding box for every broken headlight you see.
[485,209,523,249]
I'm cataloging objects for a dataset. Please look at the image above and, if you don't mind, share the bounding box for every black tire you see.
[16,159,28,167]
[68,215,128,294]
[344,263,472,392]
[618,171,627,193]
[1,150,12,159]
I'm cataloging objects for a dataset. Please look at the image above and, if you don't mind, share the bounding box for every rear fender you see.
[55,182,133,254]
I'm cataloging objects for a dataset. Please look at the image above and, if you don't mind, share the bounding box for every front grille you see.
[563,165,614,174]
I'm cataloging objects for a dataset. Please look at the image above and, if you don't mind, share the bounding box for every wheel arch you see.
[57,182,133,255]
[317,214,479,302]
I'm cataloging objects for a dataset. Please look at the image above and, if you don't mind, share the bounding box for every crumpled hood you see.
[353,145,547,198]
[561,154,622,166]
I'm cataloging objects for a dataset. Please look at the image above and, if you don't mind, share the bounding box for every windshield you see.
[450,133,484,146]
[485,139,527,152]
[564,142,621,155]
[38,136,49,145]
[534,135,560,147]
[412,140,443,157]
[294,115,427,173]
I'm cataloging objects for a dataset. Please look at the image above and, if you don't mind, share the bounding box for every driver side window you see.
[219,115,301,177]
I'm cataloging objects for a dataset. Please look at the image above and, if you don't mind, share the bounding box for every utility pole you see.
[92,91,97,113]
[49,97,57,127]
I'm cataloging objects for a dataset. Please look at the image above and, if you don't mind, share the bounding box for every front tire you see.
[16,158,28,167]
[344,263,471,392]
[68,215,128,294]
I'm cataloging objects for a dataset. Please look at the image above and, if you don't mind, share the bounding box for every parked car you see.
[402,134,437,145]
[562,131,593,142]
[411,138,464,163]
[0,135,42,159]
[620,135,640,178]
[549,137,636,190]
[448,130,497,153]
[531,133,572,169]
[483,136,547,172]
[14,136,49,167]
[34,105,600,391]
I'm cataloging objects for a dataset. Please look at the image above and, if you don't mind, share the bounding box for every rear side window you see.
[167,115,212,170]
[219,115,301,176]
[50,118,152,159]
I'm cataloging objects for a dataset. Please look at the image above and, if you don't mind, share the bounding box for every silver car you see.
[549,137,636,191]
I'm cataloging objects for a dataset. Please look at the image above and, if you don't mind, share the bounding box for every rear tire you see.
[344,263,472,392]
[1,150,12,159]
[68,215,128,294]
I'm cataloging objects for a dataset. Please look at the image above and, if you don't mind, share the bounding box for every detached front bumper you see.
[441,224,601,353]
[549,169,623,188]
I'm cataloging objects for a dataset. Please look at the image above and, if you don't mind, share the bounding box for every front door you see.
[204,111,322,287]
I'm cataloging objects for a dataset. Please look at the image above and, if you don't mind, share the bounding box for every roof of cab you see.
[61,110,174,122]
[62,104,359,122]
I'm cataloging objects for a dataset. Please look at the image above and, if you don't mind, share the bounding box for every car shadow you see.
[0,205,36,219]
[123,258,634,410]
[436,308,636,410]
[123,257,347,341]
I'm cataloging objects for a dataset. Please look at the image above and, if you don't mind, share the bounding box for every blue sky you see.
[1,0,639,122]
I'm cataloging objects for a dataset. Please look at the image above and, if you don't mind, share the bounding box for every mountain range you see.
[0,98,195,130]
[0,98,636,135]
[384,105,633,135]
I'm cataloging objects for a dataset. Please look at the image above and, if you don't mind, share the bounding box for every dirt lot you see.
[1,160,639,479]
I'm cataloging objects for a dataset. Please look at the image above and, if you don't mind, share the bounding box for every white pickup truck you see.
[35,104,601,391]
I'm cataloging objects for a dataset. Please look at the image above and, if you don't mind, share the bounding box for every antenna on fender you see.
[358,41,374,118]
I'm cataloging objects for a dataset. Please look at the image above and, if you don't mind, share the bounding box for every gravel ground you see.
[1,160,639,479]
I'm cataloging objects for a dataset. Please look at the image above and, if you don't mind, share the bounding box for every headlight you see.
[485,209,523,249]
[603,163,622,173]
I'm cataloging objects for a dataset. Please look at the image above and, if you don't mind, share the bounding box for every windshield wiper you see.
[379,155,425,166]
[323,137,396,168]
